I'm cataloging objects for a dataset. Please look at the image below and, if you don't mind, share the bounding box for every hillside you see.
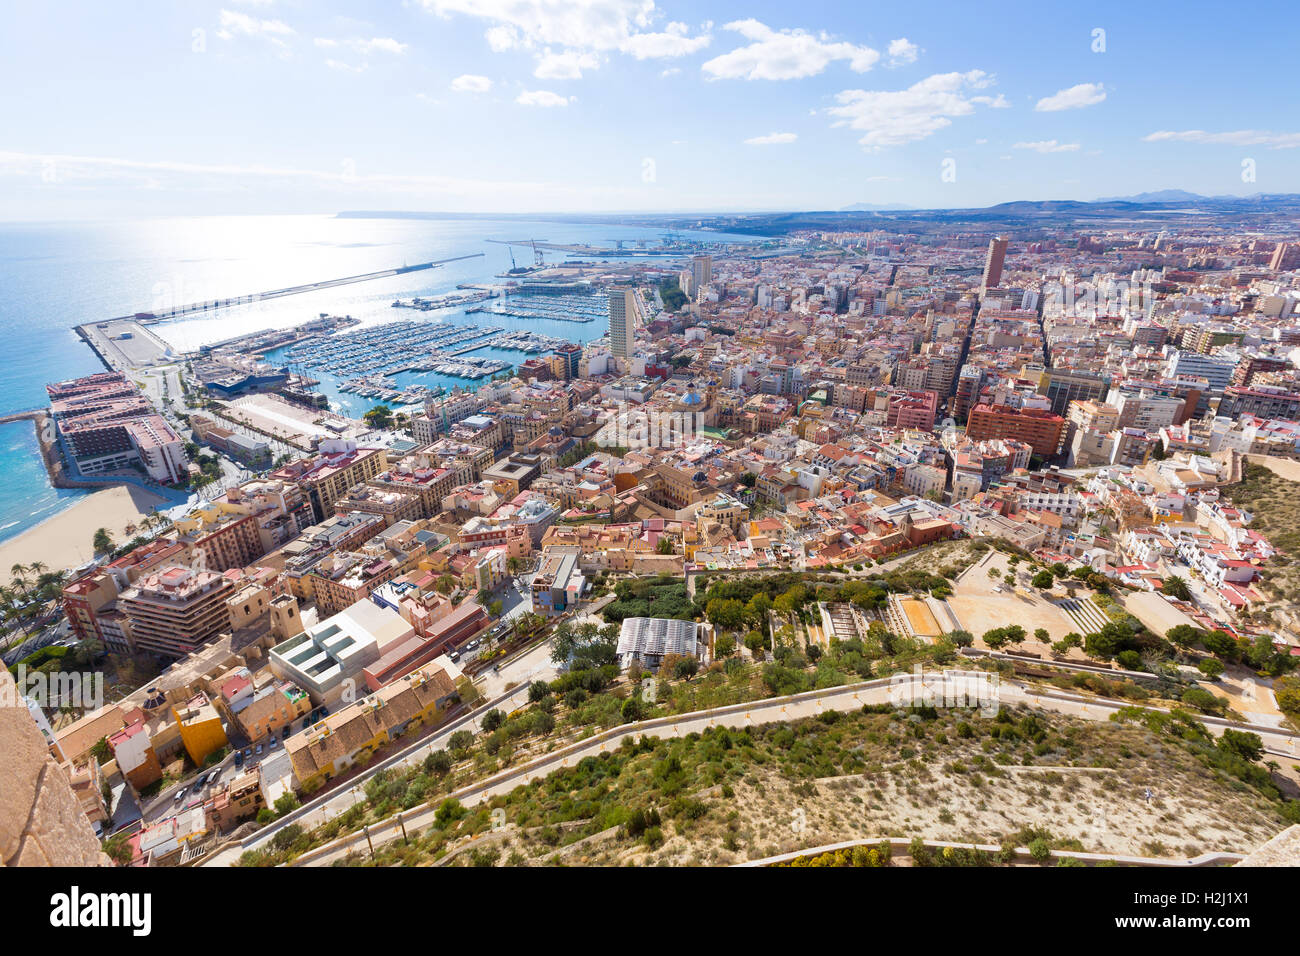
[334,704,1297,868]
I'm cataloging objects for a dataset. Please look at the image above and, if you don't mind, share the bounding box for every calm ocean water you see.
[0,214,755,546]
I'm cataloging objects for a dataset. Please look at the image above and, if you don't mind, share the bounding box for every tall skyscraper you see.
[691,255,712,300]
[608,289,638,359]
[982,237,1008,290]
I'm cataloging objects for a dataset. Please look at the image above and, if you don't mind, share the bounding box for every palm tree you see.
[1161,574,1192,601]
[9,564,29,600]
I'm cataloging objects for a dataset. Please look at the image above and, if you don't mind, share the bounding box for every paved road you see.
[203,661,553,866]
[275,671,1300,867]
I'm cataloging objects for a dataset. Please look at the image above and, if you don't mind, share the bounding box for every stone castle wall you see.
[1,667,111,866]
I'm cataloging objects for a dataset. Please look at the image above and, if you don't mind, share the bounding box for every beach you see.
[0,485,172,580]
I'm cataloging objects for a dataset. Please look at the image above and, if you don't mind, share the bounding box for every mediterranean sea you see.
[0,214,759,546]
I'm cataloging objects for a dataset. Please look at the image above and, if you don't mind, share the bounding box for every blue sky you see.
[2,0,1297,219]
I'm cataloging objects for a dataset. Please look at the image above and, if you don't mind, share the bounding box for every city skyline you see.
[3,0,1299,220]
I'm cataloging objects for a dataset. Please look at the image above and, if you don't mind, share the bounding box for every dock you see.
[72,253,485,372]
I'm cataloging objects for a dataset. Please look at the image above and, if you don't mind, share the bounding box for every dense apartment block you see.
[118,566,234,659]
[965,403,1067,458]
[46,371,187,483]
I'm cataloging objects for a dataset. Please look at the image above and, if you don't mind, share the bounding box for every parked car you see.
[255,744,263,756]
[173,787,187,803]
[233,752,243,767]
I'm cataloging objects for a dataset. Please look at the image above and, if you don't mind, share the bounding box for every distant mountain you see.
[1094,189,1209,203]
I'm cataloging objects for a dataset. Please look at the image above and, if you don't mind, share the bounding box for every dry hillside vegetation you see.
[335,703,1296,868]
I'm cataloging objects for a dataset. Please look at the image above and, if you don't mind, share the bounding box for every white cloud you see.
[702,20,880,80]
[485,24,522,51]
[516,89,573,107]
[316,35,407,56]
[422,0,655,50]
[217,9,295,45]
[1142,129,1300,149]
[534,48,602,79]
[349,37,408,56]
[826,70,1003,148]
[325,59,366,73]
[421,1,709,83]
[1035,82,1106,112]
[622,21,712,59]
[660,67,680,77]
[744,132,797,145]
[450,74,493,93]
[886,37,920,67]
[1014,139,1081,153]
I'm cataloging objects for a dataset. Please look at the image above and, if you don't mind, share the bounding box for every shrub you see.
[1027,838,1052,861]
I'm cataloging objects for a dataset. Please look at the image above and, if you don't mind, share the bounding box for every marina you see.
[271,284,615,408]
[466,287,607,323]
[390,288,498,311]
[279,319,514,384]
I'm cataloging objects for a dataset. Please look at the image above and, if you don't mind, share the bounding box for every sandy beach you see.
[0,485,173,580]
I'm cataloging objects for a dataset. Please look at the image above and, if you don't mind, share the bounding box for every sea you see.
[0,214,759,546]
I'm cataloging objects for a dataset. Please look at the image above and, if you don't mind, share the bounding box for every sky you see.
[2,0,1298,219]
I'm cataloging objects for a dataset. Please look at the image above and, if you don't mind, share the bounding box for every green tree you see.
[274,793,300,817]
[705,597,746,631]
[101,833,133,866]
[1166,624,1204,649]
[1202,629,1241,662]
[1218,729,1264,762]
[983,627,1010,650]
[1196,657,1225,680]
[92,528,114,555]
[363,405,394,429]
[434,798,465,828]
[1031,570,1055,590]
[1160,575,1193,601]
